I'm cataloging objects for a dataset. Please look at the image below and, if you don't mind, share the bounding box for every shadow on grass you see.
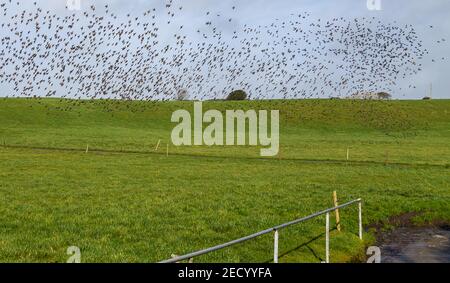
[263,227,338,263]
[2,144,447,169]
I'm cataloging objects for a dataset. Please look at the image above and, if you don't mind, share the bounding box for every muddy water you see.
[378,227,450,263]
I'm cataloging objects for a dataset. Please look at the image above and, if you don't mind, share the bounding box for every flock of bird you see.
[0,0,446,112]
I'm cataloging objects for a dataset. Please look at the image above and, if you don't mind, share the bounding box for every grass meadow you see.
[0,98,449,262]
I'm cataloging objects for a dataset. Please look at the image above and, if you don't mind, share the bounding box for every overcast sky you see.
[1,0,449,99]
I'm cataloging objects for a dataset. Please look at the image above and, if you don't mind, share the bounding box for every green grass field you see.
[0,98,449,263]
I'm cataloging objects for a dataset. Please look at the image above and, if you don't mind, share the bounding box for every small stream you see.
[378,226,450,263]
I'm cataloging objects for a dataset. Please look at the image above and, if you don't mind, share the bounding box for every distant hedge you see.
[226,90,247,100]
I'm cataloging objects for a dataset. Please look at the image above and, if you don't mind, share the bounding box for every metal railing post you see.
[273,229,279,263]
[358,200,363,240]
[325,212,330,263]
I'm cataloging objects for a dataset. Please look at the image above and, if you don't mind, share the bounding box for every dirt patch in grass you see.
[369,211,450,232]
[368,212,421,232]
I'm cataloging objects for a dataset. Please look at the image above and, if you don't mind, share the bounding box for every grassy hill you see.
[0,98,449,262]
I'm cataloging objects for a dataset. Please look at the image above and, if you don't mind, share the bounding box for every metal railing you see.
[160,198,363,263]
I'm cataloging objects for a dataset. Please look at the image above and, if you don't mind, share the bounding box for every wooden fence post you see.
[155,139,161,151]
[333,191,341,232]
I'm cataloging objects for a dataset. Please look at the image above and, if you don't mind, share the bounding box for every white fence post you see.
[325,212,330,263]
[358,201,363,240]
[273,229,279,263]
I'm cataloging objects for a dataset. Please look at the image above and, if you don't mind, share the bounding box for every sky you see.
[1,0,449,99]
